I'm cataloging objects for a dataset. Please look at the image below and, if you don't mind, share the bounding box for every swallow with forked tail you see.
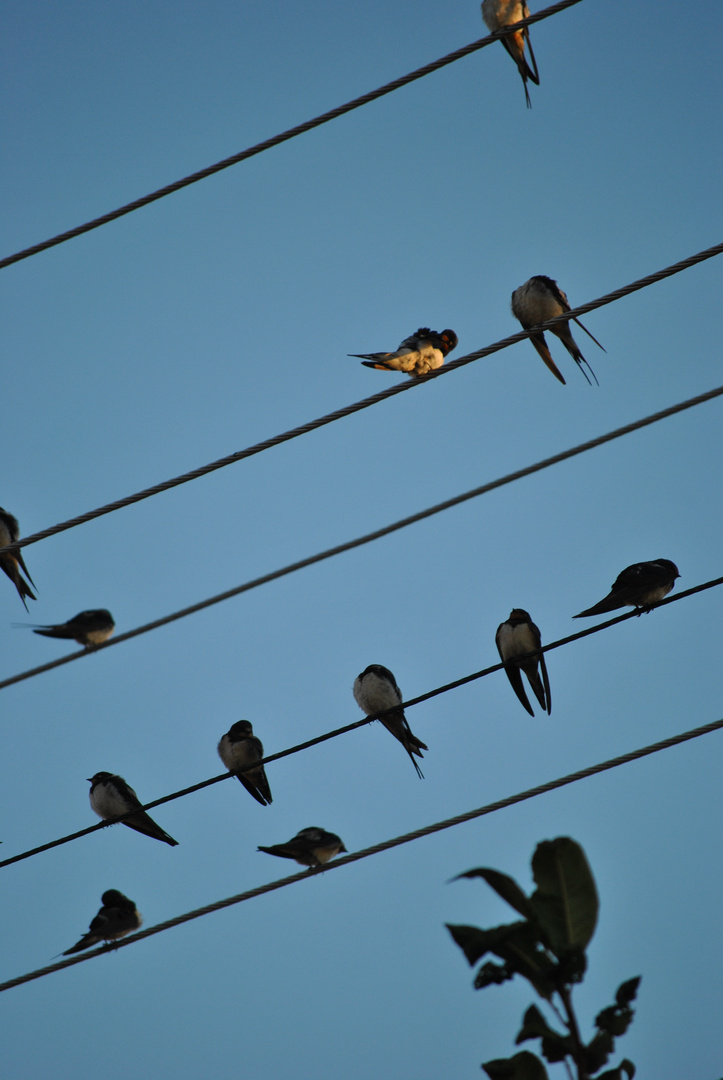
[482,0,540,108]
[353,663,427,778]
[258,827,347,868]
[0,507,36,611]
[63,890,142,954]
[574,560,680,618]
[350,327,458,377]
[218,720,272,806]
[496,608,551,717]
[25,609,115,648]
[511,276,605,385]
[88,771,179,846]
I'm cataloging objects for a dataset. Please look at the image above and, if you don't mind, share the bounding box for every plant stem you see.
[557,986,588,1080]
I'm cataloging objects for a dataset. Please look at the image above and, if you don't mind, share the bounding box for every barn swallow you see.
[0,507,36,611]
[350,327,458,377]
[511,276,605,385]
[482,0,540,108]
[27,609,115,648]
[574,559,680,618]
[353,664,428,778]
[258,827,347,868]
[88,771,179,846]
[63,890,142,955]
[495,608,551,717]
[218,720,273,806]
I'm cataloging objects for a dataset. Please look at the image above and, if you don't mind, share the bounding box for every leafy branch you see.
[447,837,639,1080]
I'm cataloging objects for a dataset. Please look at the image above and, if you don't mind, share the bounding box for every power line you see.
[1,573,721,872]
[3,707,722,994]
[1,380,721,694]
[0,0,585,273]
[1,240,721,566]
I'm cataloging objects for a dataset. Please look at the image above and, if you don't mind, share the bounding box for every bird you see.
[0,507,36,611]
[495,608,551,717]
[258,827,347,868]
[217,720,273,806]
[574,559,680,618]
[63,890,142,955]
[88,772,179,846]
[26,609,115,648]
[511,276,605,385]
[482,0,540,108]
[353,664,428,779]
[350,327,458,377]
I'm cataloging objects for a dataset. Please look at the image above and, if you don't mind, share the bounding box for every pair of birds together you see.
[352,275,605,387]
[1,504,116,645]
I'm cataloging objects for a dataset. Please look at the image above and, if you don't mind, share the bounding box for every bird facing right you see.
[350,327,458,377]
[258,827,347,868]
[511,275,605,385]
[63,889,142,954]
[574,559,680,618]
[31,609,115,648]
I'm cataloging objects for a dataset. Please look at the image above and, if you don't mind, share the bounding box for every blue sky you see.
[1,1,722,1076]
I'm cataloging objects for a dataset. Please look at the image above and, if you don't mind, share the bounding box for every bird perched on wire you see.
[482,0,540,108]
[88,772,179,846]
[496,608,551,717]
[63,890,142,955]
[0,507,36,611]
[350,327,458,377]
[23,609,116,648]
[353,664,428,778]
[574,560,680,618]
[217,720,273,806]
[511,275,605,385]
[258,827,347,868]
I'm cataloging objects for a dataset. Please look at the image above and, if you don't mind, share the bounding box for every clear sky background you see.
[1,1,722,1076]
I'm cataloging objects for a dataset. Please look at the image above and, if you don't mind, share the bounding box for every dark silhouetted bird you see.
[0,507,36,611]
[63,890,142,954]
[496,608,551,717]
[88,772,179,846]
[258,827,347,868]
[574,560,680,618]
[218,720,272,806]
[353,664,427,778]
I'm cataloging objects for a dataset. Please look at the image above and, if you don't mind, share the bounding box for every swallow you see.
[218,720,273,806]
[0,507,36,611]
[258,827,347,868]
[482,0,540,108]
[495,609,551,717]
[511,276,605,385]
[26,609,116,648]
[88,771,179,846]
[63,890,142,955]
[350,327,458,377]
[353,664,428,778]
[574,560,680,618]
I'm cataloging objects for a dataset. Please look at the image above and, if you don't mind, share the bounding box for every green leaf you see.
[482,1050,550,1079]
[474,961,513,989]
[595,1003,634,1038]
[446,922,527,967]
[615,977,641,1007]
[515,1005,572,1063]
[490,922,556,999]
[584,1030,613,1073]
[454,868,534,919]
[529,838,599,958]
[597,1062,636,1080]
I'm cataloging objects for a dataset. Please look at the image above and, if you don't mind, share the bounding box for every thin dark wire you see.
[0,0,585,273]
[1,239,721,564]
[1,573,721,872]
[3,709,722,993]
[2,380,722,694]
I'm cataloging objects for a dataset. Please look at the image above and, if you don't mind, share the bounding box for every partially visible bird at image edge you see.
[482,0,540,108]
[0,507,36,611]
